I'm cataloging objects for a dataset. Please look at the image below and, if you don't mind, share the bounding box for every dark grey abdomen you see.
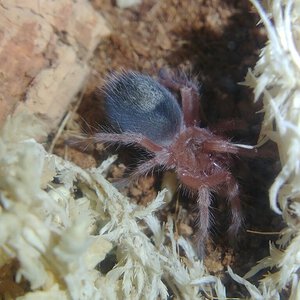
[104,72,183,145]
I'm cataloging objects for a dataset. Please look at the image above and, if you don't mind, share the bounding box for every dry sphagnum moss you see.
[0,112,225,299]
[235,0,300,298]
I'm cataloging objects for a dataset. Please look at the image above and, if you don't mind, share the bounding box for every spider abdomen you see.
[103,71,183,146]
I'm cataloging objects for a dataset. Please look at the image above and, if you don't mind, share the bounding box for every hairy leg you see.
[93,132,164,152]
[179,171,230,190]
[131,151,171,180]
[201,139,258,157]
[180,87,201,127]
[190,126,275,160]
[114,156,162,188]
[158,69,206,126]
[179,171,227,256]
[158,69,197,91]
[195,187,211,257]
[225,175,243,236]
[179,170,243,255]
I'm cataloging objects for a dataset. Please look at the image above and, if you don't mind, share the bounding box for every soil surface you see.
[55,0,283,298]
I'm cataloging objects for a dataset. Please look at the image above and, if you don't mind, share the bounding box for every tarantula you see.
[93,70,257,255]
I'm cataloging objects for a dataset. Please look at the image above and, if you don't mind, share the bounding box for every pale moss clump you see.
[0,113,112,299]
[229,0,300,298]
[0,112,226,299]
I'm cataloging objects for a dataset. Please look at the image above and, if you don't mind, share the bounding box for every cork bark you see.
[0,0,110,131]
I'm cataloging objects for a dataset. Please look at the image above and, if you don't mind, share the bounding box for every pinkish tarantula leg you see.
[93,132,164,152]
[180,87,201,127]
[130,153,168,181]
[179,171,243,255]
[179,172,227,255]
[115,156,162,188]
[158,69,206,126]
[195,188,211,256]
[226,174,243,237]
[93,132,170,184]
[202,139,258,157]
[180,171,230,190]
[203,138,277,159]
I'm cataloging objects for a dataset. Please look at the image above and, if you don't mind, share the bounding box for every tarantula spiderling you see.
[94,69,258,255]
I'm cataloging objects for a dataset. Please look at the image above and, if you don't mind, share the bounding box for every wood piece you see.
[0,0,110,131]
